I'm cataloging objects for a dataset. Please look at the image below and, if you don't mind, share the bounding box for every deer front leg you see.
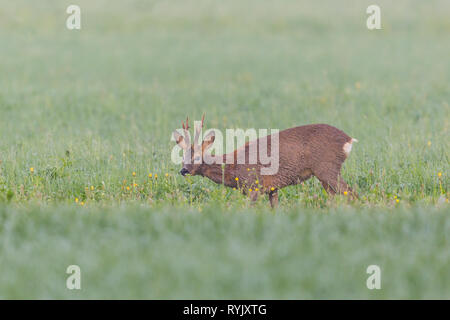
[249,190,259,202]
[269,191,278,208]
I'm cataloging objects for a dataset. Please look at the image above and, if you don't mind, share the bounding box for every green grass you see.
[1,205,449,299]
[0,0,449,299]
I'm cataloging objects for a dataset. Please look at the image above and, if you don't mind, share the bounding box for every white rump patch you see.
[343,138,358,156]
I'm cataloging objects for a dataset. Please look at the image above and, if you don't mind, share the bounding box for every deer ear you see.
[202,130,215,152]
[173,130,187,149]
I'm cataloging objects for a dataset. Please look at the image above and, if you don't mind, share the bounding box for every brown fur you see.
[175,122,357,208]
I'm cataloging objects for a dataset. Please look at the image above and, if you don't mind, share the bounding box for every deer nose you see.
[180,168,189,176]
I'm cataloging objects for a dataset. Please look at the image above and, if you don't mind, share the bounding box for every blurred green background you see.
[0,0,448,299]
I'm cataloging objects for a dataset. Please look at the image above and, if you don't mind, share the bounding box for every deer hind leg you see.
[314,163,353,196]
[319,179,337,195]
[338,177,358,198]
[268,191,278,208]
[319,175,353,195]
[337,176,355,195]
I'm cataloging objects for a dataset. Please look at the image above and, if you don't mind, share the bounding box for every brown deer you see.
[173,115,358,207]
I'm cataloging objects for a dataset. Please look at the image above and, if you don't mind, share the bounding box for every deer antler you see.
[194,113,205,145]
[181,116,190,145]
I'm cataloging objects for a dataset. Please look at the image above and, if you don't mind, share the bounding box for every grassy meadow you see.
[0,0,449,299]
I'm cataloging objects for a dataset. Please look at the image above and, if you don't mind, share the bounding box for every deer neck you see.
[200,162,236,187]
[200,163,224,185]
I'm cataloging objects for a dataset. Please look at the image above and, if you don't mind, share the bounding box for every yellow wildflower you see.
[438,172,442,178]
[75,198,79,203]
[126,186,130,191]
[132,172,136,177]
[235,177,239,181]
[344,191,348,195]
[270,187,275,191]
[149,173,152,178]
[30,167,34,173]
[165,173,169,177]
[255,180,259,184]
[249,188,252,192]
[427,141,432,146]
[91,186,94,191]
[255,188,259,191]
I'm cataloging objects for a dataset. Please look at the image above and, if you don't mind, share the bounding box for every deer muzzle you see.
[180,168,189,176]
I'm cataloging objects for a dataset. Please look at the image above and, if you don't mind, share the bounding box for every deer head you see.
[173,114,215,176]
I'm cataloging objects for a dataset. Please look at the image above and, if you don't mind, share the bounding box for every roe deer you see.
[173,115,358,207]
